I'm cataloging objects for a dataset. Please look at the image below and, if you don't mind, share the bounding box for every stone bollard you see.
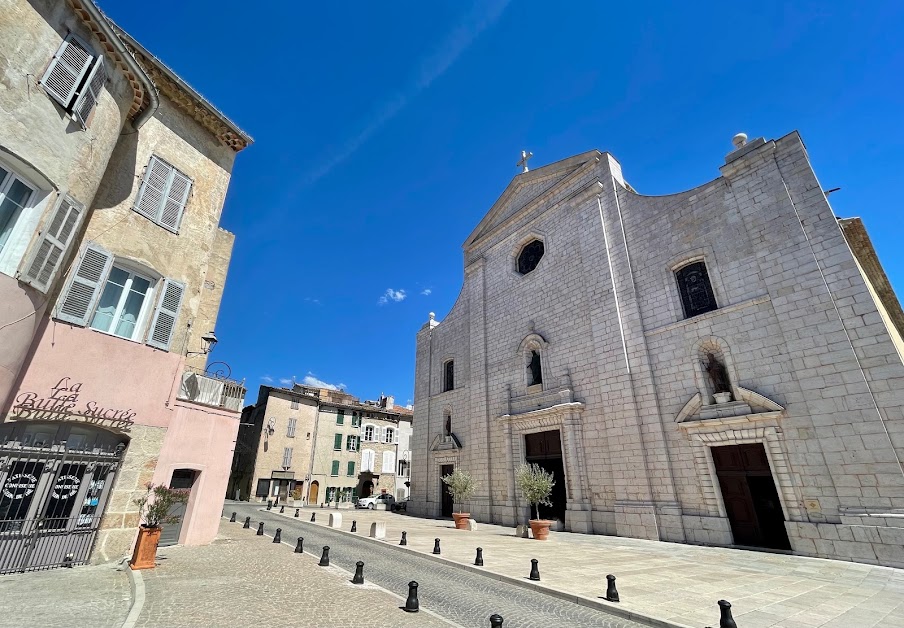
[468,519,477,531]
[432,538,441,555]
[369,521,386,540]
[718,600,737,628]
[280,505,285,514]
[329,512,343,529]
[399,531,407,546]
[475,547,484,566]
[295,537,304,553]
[311,513,316,522]
[229,512,236,522]
[294,508,300,518]
[605,574,619,602]
[515,524,530,538]
[529,558,540,581]
[403,581,419,613]
[273,528,282,544]
[319,546,330,566]
[267,500,272,510]
[243,516,251,529]
[489,615,504,628]
[351,520,357,533]
[352,561,365,584]
[257,522,265,536]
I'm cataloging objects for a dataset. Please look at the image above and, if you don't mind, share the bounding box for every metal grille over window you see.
[517,239,544,274]
[675,261,718,318]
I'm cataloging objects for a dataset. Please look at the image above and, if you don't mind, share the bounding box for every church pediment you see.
[464,150,601,249]
[431,433,462,452]
[676,387,784,426]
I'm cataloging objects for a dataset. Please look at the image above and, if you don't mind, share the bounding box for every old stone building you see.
[0,0,251,572]
[230,386,412,506]
[410,132,904,567]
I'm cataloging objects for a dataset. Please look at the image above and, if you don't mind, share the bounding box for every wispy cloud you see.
[304,297,322,306]
[302,373,346,391]
[420,288,432,296]
[378,288,407,305]
[300,0,511,186]
[261,375,274,384]
[279,377,294,386]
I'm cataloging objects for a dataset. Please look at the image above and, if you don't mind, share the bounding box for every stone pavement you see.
[252,503,904,628]
[0,561,131,628]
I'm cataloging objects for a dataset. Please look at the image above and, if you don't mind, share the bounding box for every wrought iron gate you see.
[0,439,124,574]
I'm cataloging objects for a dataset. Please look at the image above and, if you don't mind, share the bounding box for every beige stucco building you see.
[410,132,904,568]
[0,0,251,573]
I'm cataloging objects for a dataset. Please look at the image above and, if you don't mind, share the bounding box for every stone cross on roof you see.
[517,150,533,173]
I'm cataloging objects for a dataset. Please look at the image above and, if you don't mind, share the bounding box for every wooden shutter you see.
[41,35,93,108]
[333,433,342,450]
[20,195,84,293]
[287,418,296,438]
[55,244,112,325]
[73,57,106,127]
[159,169,191,232]
[382,451,395,473]
[347,461,355,476]
[331,460,340,476]
[133,156,171,222]
[282,447,292,468]
[146,278,184,350]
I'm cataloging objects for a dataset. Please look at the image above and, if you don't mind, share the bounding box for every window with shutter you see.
[72,56,106,128]
[133,156,192,233]
[333,433,342,450]
[20,195,84,293]
[384,428,394,444]
[56,244,113,325]
[282,447,293,468]
[330,460,340,477]
[347,461,355,476]
[146,278,184,350]
[287,418,296,438]
[382,451,396,473]
[336,409,344,425]
[40,35,93,109]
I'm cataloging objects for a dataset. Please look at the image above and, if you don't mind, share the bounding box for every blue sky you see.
[101,0,904,405]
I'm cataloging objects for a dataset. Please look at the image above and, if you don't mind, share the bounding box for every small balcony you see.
[178,365,245,411]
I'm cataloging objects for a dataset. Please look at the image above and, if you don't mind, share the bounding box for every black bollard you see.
[320,503,324,508]
[352,561,365,584]
[403,581,419,613]
[257,522,264,536]
[311,513,316,522]
[229,512,236,522]
[718,600,738,628]
[243,516,250,529]
[351,520,357,533]
[319,545,330,566]
[280,505,285,514]
[399,531,407,546]
[605,574,619,602]
[432,538,441,555]
[529,558,540,581]
[489,615,504,628]
[475,547,484,566]
[295,508,300,518]
[266,500,272,510]
[295,537,304,553]
[273,528,282,543]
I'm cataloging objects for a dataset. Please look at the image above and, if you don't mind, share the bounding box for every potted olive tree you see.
[441,468,477,530]
[516,463,555,540]
[129,483,190,570]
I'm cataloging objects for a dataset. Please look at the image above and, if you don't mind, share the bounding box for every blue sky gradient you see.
[100,0,904,404]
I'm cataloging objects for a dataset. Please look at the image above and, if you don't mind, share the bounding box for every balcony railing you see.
[178,365,245,411]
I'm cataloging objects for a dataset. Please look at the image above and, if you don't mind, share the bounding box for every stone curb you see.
[120,560,145,628]
[256,508,695,628]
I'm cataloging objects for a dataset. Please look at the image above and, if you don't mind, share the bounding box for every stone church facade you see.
[409,132,904,567]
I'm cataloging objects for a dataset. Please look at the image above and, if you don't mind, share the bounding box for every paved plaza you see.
[250,502,904,628]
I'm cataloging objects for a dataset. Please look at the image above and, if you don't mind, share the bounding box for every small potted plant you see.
[290,485,304,505]
[441,468,477,530]
[516,463,555,540]
[129,483,189,570]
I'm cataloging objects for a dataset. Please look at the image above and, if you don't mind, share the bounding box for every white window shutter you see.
[134,156,171,221]
[394,430,399,445]
[159,169,191,232]
[55,244,112,326]
[20,195,84,293]
[41,36,93,108]
[382,451,395,473]
[146,278,184,350]
[73,56,106,127]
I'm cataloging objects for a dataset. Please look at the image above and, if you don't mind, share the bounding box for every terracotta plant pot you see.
[130,526,162,570]
[529,519,552,540]
[452,513,471,530]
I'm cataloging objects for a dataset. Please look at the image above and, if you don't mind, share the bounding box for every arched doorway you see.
[361,480,374,498]
[308,480,319,504]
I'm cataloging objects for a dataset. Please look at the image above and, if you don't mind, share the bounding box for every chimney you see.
[380,395,394,410]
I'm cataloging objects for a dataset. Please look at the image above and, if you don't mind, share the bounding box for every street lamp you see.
[187,330,218,357]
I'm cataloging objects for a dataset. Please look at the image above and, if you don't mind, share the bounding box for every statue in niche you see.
[444,415,452,437]
[528,350,543,386]
[703,353,731,399]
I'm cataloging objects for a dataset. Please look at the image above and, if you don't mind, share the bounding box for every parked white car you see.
[356,494,395,509]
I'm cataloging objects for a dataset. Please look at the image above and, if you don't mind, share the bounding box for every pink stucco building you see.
[0,0,252,572]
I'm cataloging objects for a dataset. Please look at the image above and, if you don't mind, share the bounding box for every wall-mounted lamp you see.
[187,330,219,357]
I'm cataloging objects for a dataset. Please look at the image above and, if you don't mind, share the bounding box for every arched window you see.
[384,427,394,444]
[443,360,454,392]
[363,424,375,442]
[517,239,544,275]
[675,261,717,318]
[527,349,542,386]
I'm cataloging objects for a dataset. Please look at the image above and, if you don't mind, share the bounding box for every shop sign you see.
[52,475,82,500]
[10,377,135,431]
[1,473,38,499]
